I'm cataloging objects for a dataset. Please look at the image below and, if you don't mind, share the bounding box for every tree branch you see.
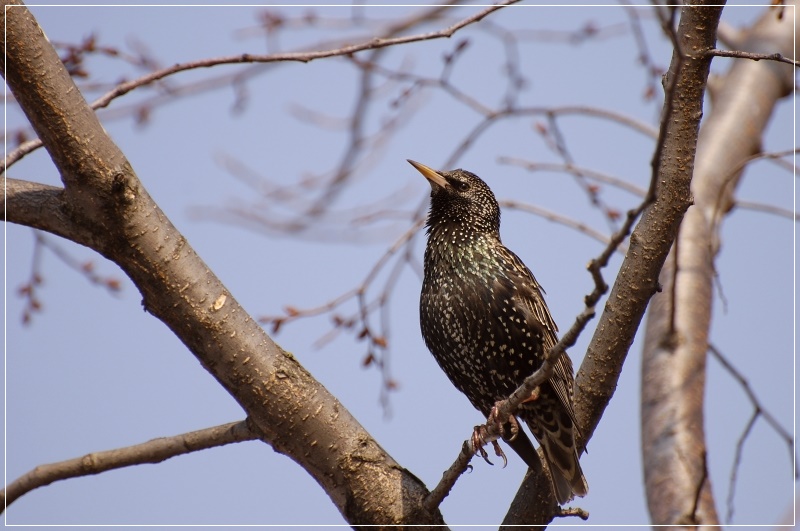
[3,178,70,235]
[706,47,799,67]
[708,344,799,523]
[2,2,445,524]
[2,420,258,510]
[640,2,795,526]
[2,0,519,173]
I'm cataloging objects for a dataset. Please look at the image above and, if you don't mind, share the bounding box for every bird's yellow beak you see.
[408,159,448,189]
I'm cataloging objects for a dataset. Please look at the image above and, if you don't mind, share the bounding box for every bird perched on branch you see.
[409,159,588,505]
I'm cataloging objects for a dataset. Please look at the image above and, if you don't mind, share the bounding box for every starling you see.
[410,159,588,505]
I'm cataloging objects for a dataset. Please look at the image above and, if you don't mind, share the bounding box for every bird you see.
[409,159,588,505]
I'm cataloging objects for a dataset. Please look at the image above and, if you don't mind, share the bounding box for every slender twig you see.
[500,199,617,249]
[735,200,797,221]
[35,232,123,294]
[1,420,257,511]
[447,105,658,168]
[499,156,648,198]
[2,0,520,172]
[710,147,798,232]
[708,344,795,449]
[706,48,800,67]
[708,343,798,523]
[16,230,123,324]
[554,506,590,520]
[620,2,664,100]
[542,111,622,230]
[725,411,758,524]
[423,442,475,512]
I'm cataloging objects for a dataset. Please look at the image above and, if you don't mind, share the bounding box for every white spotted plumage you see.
[412,161,588,504]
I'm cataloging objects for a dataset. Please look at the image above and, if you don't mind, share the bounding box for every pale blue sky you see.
[5,2,796,526]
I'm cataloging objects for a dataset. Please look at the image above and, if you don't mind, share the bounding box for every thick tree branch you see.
[640,2,794,526]
[3,178,71,234]
[2,420,258,510]
[2,2,445,525]
[573,0,723,458]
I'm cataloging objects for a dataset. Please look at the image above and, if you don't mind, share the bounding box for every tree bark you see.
[640,3,795,528]
[502,2,725,526]
[1,1,444,526]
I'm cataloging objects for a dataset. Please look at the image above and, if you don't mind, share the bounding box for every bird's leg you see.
[487,401,520,441]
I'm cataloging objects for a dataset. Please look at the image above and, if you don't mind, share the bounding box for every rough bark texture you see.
[640,4,795,528]
[500,3,725,526]
[2,1,444,526]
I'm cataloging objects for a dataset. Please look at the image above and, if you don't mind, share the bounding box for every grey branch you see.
[2,2,445,524]
[2,420,258,510]
[707,47,800,67]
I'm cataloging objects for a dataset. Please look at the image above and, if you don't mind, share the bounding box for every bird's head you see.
[408,159,500,235]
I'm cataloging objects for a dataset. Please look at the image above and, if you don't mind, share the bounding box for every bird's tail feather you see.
[539,432,588,504]
[525,413,588,505]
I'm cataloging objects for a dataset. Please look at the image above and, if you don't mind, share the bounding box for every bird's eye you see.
[453,180,470,192]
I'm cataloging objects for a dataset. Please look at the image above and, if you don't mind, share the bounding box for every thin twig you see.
[541,111,622,230]
[1,420,257,511]
[710,147,798,232]
[725,411,758,524]
[500,199,617,249]
[735,200,797,221]
[423,442,475,512]
[706,48,800,67]
[3,0,520,172]
[499,156,648,198]
[554,505,590,520]
[708,343,798,523]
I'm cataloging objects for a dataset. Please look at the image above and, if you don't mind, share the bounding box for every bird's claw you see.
[491,440,508,468]
[470,422,510,468]
[488,402,520,442]
[471,425,494,465]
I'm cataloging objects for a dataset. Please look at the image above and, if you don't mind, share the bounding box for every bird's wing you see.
[497,246,582,437]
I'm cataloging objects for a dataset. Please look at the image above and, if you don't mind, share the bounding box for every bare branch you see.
[423,442,474,512]
[708,344,798,523]
[706,47,800,67]
[640,3,794,525]
[446,104,658,168]
[725,412,758,524]
[500,199,617,248]
[3,1,519,173]
[735,199,797,220]
[2,420,258,511]
[14,230,123,324]
[555,506,590,520]
[499,156,648,198]
[2,3,444,524]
